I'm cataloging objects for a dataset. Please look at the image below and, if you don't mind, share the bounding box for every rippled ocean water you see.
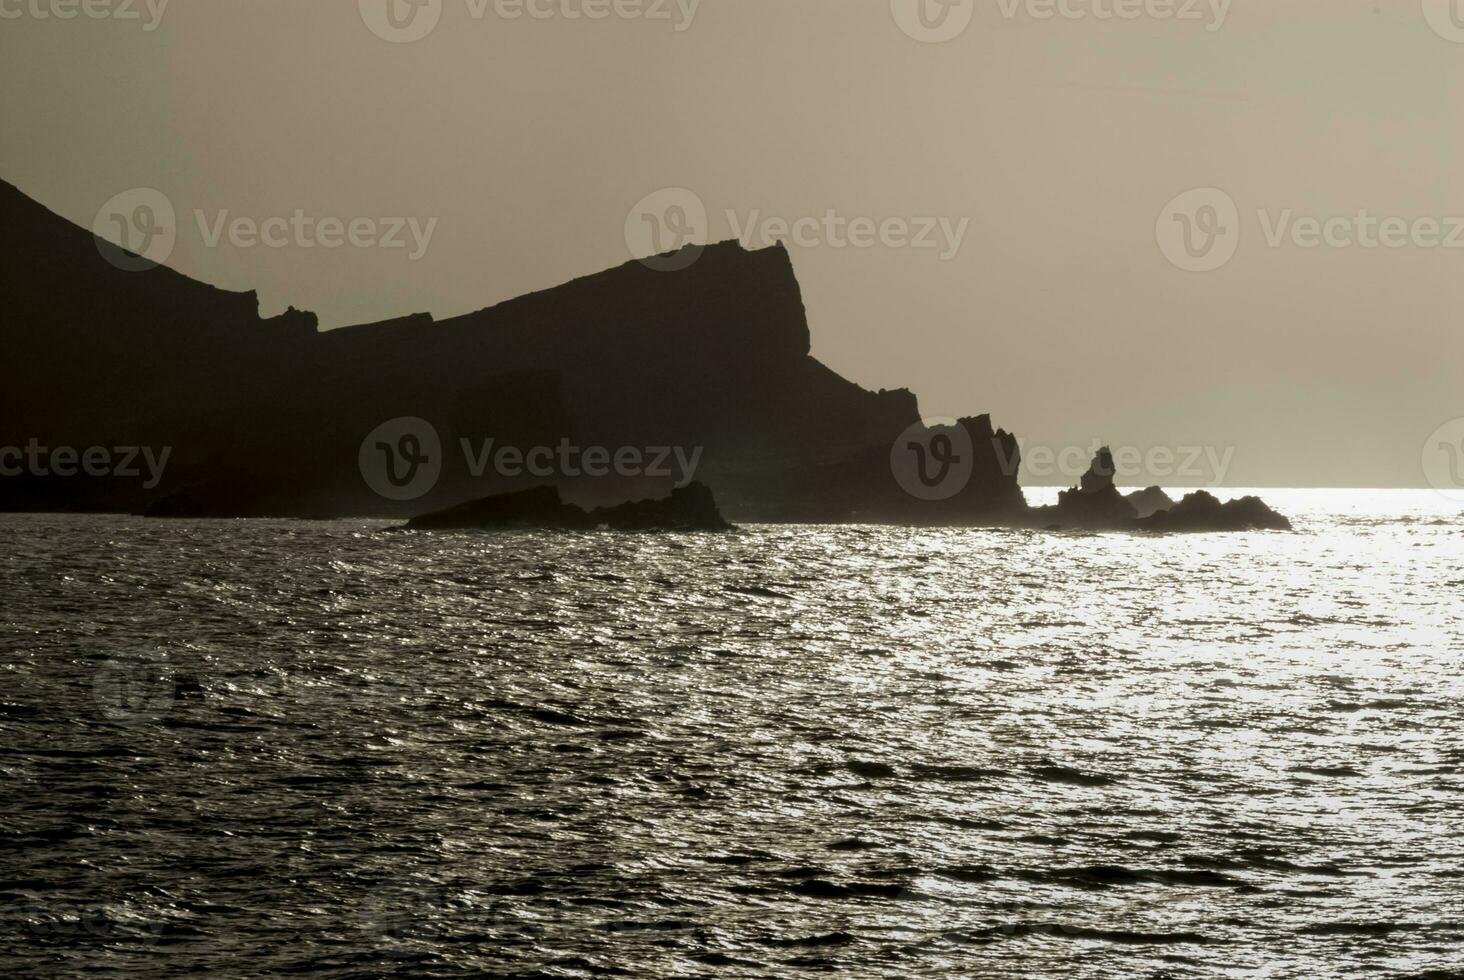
[2,490,1462,978]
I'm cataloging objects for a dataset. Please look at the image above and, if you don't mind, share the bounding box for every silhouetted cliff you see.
[0,180,1024,523]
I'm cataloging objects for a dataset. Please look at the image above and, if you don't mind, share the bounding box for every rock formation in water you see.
[1126,486,1177,520]
[1135,491,1292,532]
[0,178,1288,531]
[1033,451,1292,532]
[1032,448,1134,529]
[405,482,732,532]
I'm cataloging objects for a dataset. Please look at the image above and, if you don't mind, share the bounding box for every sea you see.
[1,489,1461,978]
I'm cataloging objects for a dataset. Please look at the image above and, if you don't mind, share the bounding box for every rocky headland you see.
[0,179,1289,532]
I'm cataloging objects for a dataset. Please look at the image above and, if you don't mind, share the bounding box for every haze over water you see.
[2,490,1461,977]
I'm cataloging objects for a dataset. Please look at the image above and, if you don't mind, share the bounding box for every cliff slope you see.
[0,180,1023,523]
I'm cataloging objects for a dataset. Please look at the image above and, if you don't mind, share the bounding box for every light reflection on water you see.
[0,490,1461,978]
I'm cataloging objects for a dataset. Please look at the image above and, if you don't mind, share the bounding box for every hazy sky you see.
[3,0,1460,486]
